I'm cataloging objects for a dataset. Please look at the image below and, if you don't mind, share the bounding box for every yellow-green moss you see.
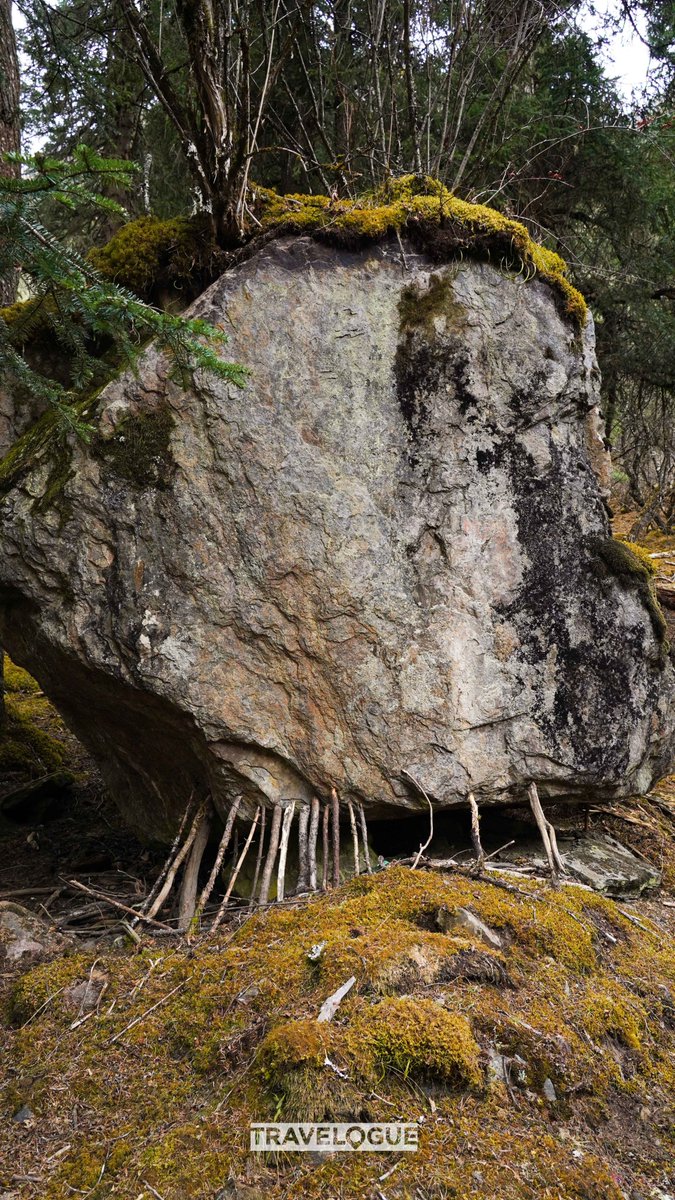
[3,655,40,695]
[253,174,587,327]
[348,995,482,1089]
[618,539,656,574]
[0,693,67,777]
[88,214,218,304]
[3,865,675,1200]
[590,535,669,650]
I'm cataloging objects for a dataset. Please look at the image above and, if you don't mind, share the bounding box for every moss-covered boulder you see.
[0,214,673,839]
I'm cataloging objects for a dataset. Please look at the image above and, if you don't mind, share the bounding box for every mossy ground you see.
[0,655,73,782]
[1,854,673,1200]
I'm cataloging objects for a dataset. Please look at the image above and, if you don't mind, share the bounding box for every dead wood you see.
[258,803,282,906]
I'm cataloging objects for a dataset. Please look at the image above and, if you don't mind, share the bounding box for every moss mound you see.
[252,174,587,326]
[1,862,674,1199]
[87,214,220,305]
[0,655,71,780]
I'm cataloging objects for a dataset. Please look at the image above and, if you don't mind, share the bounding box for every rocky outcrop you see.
[0,237,672,839]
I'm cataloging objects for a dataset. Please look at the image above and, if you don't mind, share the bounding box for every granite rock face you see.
[0,237,672,839]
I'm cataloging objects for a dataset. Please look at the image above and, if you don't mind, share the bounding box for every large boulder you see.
[0,237,672,839]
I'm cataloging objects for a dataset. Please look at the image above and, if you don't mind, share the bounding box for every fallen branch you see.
[401,769,434,868]
[66,879,174,931]
[318,975,356,1023]
[109,981,185,1045]
[212,807,261,929]
[195,796,241,922]
[258,803,282,906]
[277,801,296,903]
[468,791,485,875]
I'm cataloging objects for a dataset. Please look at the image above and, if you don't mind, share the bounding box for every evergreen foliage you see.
[0,146,247,434]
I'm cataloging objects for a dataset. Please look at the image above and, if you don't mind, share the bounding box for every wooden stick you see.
[331,787,341,888]
[212,807,261,929]
[401,770,434,868]
[358,802,372,873]
[347,799,360,876]
[177,804,212,932]
[468,792,485,875]
[277,801,296,903]
[145,800,207,920]
[195,796,241,922]
[308,796,320,891]
[527,782,564,882]
[321,801,330,890]
[134,795,195,925]
[250,805,266,903]
[296,802,310,893]
[258,803,282,906]
[66,879,174,931]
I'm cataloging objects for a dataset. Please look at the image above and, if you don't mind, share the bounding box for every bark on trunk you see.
[0,0,20,727]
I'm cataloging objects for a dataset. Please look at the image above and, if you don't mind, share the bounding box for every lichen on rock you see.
[0,219,672,837]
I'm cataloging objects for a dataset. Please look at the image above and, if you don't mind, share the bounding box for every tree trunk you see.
[0,0,20,305]
[0,0,20,729]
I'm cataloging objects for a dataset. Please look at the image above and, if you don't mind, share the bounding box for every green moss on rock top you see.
[252,174,587,326]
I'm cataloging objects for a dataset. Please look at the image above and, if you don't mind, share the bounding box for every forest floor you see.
[0,535,674,1200]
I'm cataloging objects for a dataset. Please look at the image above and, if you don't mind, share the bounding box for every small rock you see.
[542,1078,557,1102]
[0,902,66,966]
[63,972,107,1014]
[12,1104,34,1124]
[436,905,503,949]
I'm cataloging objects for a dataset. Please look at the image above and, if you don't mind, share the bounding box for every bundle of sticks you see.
[129,787,372,934]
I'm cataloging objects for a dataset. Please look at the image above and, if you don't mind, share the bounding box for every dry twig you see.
[401,769,435,868]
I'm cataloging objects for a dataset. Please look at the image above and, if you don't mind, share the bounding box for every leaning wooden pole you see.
[250,805,266,903]
[177,803,212,932]
[134,794,196,926]
[146,799,207,920]
[321,801,330,891]
[258,803,283,906]
[308,796,320,891]
[277,801,296,903]
[468,792,485,876]
[296,803,310,893]
[212,807,261,929]
[347,799,360,876]
[357,803,372,873]
[195,795,241,922]
[331,786,341,889]
[527,781,564,882]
